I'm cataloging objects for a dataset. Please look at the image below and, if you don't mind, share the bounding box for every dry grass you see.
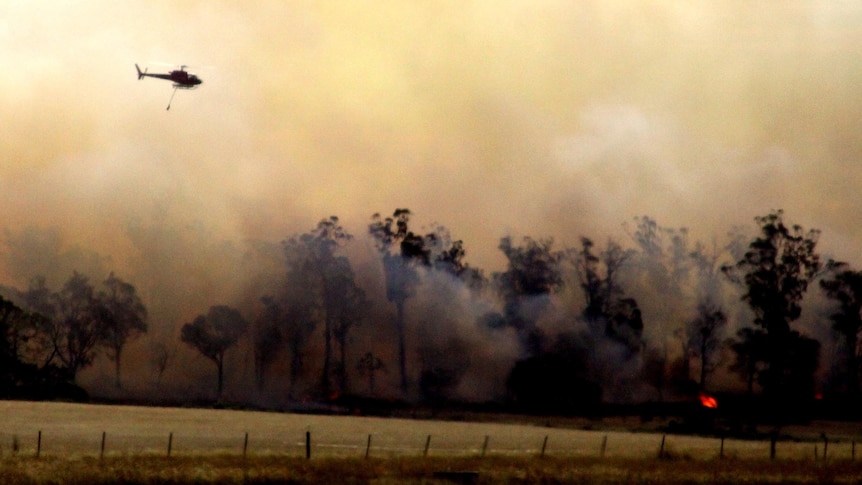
[0,400,861,483]
[0,455,861,484]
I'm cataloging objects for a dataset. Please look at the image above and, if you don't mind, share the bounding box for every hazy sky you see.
[3,1,862,281]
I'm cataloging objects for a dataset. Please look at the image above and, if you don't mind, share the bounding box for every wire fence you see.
[1,401,859,463]
[1,428,859,463]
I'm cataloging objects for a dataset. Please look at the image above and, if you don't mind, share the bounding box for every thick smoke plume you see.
[2,2,862,404]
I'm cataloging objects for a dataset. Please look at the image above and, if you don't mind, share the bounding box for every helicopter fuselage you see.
[135,64,202,87]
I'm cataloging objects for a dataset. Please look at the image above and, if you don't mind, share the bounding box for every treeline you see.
[1,209,862,420]
[0,272,146,399]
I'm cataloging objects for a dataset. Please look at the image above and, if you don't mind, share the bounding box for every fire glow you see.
[699,393,718,409]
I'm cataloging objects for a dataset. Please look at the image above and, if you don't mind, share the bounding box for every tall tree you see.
[99,273,148,388]
[819,268,862,398]
[369,209,427,394]
[327,255,369,395]
[685,301,727,389]
[180,305,248,399]
[493,236,565,355]
[252,298,283,393]
[722,210,827,401]
[369,210,477,396]
[283,216,364,399]
[627,216,697,394]
[573,237,643,355]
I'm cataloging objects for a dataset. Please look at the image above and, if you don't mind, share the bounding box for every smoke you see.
[2,1,862,403]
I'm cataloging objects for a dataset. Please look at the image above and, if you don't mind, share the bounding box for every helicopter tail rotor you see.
[135,64,147,80]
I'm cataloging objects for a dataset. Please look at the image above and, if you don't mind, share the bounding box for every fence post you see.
[167,432,173,457]
[243,432,249,458]
[719,436,725,459]
[100,431,106,459]
[481,435,489,457]
[658,434,666,459]
[424,435,432,457]
[769,433,777,460]
[540,435,548,458]
[36,430,41,459]
[305,431,311,460]
[822,434,828,462]
[600,435,607,457]
[365,434,372,459]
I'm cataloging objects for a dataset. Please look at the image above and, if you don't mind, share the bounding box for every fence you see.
[0,401,858,462]
[3,428,859,462]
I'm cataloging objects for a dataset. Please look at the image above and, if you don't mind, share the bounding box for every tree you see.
[369,209,428,394]
[369,209,420,393]
[327,256,369,395]
[181,305,248,399]
[356,351,385,395]
[627,216,706,396]
[727,327,768,396]
[252,299,283,393]
[282,216,365,399]
[820,268,862,397]
[0,296,25,393]
[572,237,643,356]
[506,334,601,415]
[99,273,148,388]
[685,301,727,389]
[369,210,479,396]
[45,272,107,380]
[257,293,315,399]
[722,210,827,401]
[492,236,565,355]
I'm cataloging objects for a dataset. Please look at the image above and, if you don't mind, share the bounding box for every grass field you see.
[0,400,861,483]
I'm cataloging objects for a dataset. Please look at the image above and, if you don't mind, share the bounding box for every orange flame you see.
[699,393,718,409]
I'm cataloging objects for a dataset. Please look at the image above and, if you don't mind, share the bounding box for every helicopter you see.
[135,64,202,110]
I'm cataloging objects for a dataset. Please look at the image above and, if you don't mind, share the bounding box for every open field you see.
[2,455,862,484]
[0,400,862,483]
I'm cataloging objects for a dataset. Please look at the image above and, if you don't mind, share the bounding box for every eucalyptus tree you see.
[493,236,565,356]
[722,210,829,401]
[369,209,427,394]
[283,216,366,398]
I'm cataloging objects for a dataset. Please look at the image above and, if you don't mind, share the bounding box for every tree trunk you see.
[338,335,347,394]
[699,339,708,389]
[216,355,224,400]
[289,341,302,400]
[396,300,408,395]
[848,334,859,398]
[322,317,332,399]
[114,345,123,388]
